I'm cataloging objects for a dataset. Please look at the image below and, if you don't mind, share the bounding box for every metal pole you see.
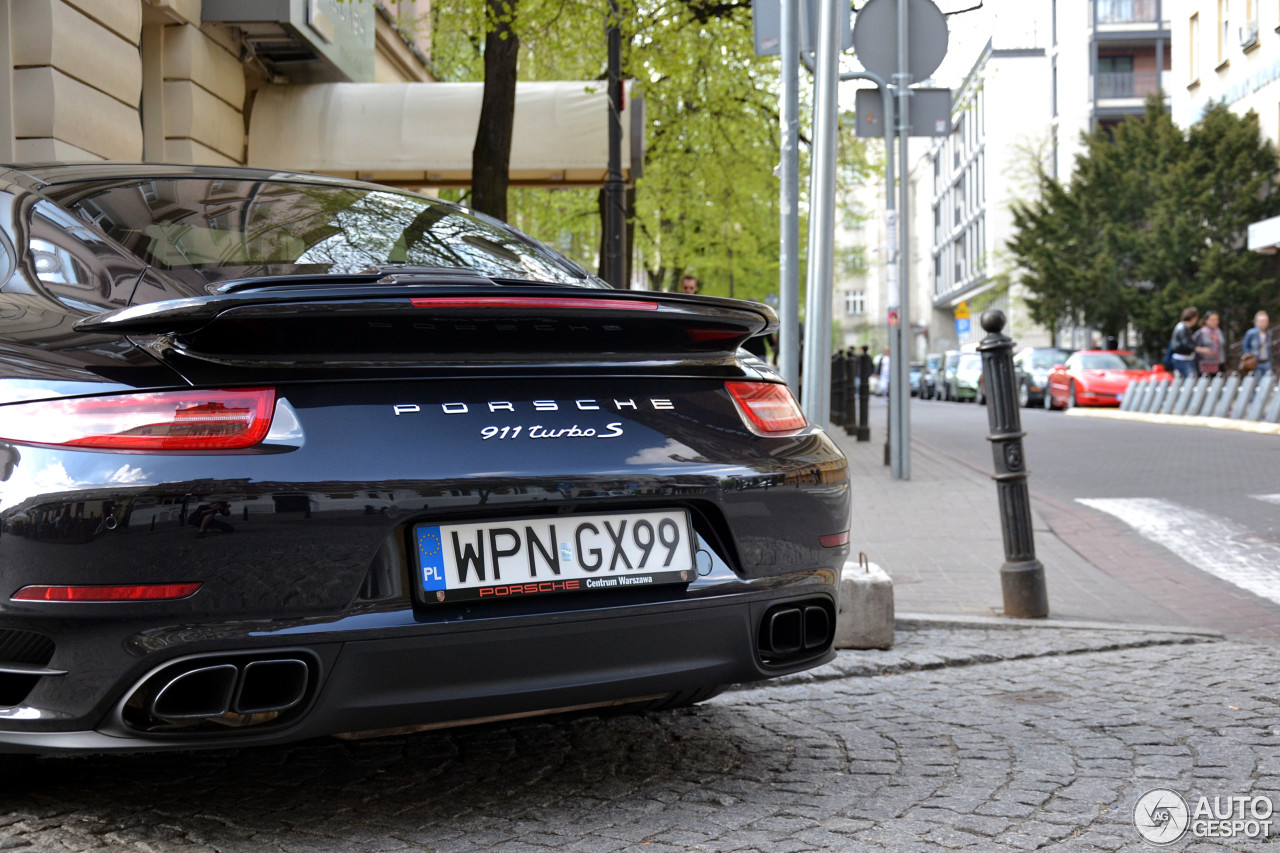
[603,0,626,289]
[978,310,1049,618]
[779,0,801,391]
[889,0,911,480]
[801,0,841,426]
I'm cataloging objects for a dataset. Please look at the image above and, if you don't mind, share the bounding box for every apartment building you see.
[924,37,1053,354]
[1174,0,1278,136]
[1171,1,1280,252]
[918,0,1173,355]
[1052,0,1173,180]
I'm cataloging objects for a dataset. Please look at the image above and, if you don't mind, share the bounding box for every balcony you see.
[1096,70,1162,99]
[1097,0,1158,25]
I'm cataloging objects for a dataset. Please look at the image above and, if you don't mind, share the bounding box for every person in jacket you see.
[189,500,233,537]
[1242,310,1272,377]
[1168,307,1199,378]
[1193,311,1224,376]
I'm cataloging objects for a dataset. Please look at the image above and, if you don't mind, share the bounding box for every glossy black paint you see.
[0,165,850,753]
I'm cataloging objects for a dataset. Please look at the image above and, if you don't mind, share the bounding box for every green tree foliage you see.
[1009,97,1280,356]
[427,0,874,300]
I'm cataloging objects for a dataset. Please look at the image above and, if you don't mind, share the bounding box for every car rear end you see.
[0,168,850,754]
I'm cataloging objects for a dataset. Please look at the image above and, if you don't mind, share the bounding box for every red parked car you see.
[1046,350,1169,409]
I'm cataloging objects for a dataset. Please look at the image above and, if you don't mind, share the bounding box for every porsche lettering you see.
[393,399,675,415]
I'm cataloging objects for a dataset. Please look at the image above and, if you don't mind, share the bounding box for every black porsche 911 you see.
[0,164,850,755]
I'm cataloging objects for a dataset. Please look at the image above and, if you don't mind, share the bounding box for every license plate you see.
[414,510,696,603]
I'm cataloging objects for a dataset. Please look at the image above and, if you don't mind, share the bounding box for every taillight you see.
[0,388,276,451]
[726,381,808,434]
[12,583,201,602]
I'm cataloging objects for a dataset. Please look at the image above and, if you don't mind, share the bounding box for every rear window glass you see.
[1031,349,1071,369]
[1073,353,1149,370]
[47,178,591,290]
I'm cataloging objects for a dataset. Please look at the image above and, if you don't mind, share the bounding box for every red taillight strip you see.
[0,388,276,451]
[819,532,850,548]
[725,381,808,434]
[12,583,202,602]
[408,296,658,311]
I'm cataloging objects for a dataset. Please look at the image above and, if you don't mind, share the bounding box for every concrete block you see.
[835,558,894,650]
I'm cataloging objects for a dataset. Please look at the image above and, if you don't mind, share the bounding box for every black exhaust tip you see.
[151,664,237,720]
[234,659,309,715]
[764,608,803,655]
[758,599,835,664]
[124,651,319,734]
[803,606,831,649]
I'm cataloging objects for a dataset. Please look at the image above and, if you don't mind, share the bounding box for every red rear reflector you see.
[408,296,657,311]
[725,381,808,434]
[686,328,746,343]
[0,388,276,450]
[819,531,850,548]
[12,583,202,602]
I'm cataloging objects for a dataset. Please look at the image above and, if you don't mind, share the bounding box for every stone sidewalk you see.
[7,623,1272,853]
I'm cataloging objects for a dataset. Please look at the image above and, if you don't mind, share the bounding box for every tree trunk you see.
[471,0,519,222]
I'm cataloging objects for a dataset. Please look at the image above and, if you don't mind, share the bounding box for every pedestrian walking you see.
[1168,307,1199,378]
[1193,310,1224,376]
[1241,310,1271,377]
[678,274,699,294]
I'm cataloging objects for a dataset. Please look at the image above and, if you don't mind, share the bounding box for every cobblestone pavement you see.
[3,624,1276,852]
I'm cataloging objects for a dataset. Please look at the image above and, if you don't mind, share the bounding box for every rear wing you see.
[75,285,777,363]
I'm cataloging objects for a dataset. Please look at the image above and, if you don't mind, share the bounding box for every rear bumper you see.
[0,581,836,754]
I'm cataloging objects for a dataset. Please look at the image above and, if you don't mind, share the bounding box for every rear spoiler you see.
[74,286,777,361]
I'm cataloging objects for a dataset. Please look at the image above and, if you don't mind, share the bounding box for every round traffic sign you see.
[851,0,949,81]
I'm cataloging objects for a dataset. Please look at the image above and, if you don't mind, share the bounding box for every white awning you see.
[1248,213,1280,254]
[247,81,642,188]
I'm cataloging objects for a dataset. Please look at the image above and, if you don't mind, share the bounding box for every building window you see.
[1218,0,1229,64]
[1097,54,1137,97]
[1241,0,1258,49]
[844,290,866,316]
[1097,0,1158,24]
[1190,13,1200,82]
[1052,58,1058,117]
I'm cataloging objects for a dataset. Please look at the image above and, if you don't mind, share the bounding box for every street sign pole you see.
[779,0,801,391]
[603,0,625,289]
[852,0,948,480]
[800,0,841,426]
[890,0,911,480]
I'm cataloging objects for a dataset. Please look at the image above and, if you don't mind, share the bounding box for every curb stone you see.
[730,619,1221,692]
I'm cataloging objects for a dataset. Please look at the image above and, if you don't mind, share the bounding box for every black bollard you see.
[855,349,872,441]
[977,310,1049,618]
[831,352,846,428]
[842,350,857,431]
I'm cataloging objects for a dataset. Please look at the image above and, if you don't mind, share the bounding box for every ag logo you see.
[1134,788,1190,845]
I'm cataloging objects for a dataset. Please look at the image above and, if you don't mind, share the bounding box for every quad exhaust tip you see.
[126,653,315,733]
[758,601,834,663]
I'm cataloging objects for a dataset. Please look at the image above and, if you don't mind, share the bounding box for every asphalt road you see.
[910,394,1280,535]
[906,394,1280,628]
